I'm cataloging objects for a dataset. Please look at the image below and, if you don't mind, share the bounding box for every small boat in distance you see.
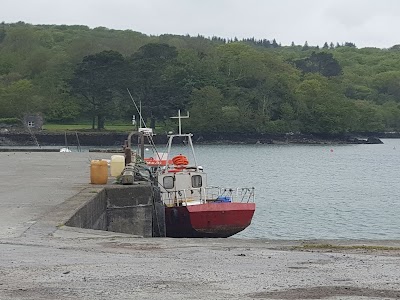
[144,110,255,238]
[60,147,72,153]
[60,132,71,152]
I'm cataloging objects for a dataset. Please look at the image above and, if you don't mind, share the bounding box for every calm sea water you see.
[3,140,399,239]
[182,139,400,240]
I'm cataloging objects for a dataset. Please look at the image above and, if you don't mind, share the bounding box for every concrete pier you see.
[1,152,400,299]
[65,184,165,237]
[0,152,96,238]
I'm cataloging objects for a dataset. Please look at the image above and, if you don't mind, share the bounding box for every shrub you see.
[0,117,20,125]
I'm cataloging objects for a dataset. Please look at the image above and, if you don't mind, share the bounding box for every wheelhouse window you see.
[191,175,202,188]
[163,176,174,189]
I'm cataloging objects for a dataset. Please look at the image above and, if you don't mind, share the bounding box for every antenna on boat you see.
[170,110,189,135]
[126,88,164,161]
[139,100,142,128]
[127,88,147,128]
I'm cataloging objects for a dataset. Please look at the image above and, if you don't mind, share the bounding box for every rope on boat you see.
[172,154,189,166]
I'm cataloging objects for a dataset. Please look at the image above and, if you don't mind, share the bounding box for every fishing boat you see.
[144,111,255,238]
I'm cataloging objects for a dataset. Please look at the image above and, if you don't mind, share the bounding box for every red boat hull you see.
[165,202,255,238]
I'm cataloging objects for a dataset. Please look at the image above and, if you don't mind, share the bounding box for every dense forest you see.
[1,21,400,134]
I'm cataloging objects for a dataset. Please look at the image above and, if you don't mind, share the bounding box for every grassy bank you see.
[42,124,135,132]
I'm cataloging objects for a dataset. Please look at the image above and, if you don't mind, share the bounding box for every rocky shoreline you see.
[0,130,386,147]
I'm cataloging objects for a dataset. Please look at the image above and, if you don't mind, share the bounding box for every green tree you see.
[372,71,400,102]
[187,86,223,133]
[381,101,400,130]
[302,41,309,51]
[295,76,354,133]
[294,52,342,77]
[353,100,385,132]
[0,79,40,118]
[127,43,181,128]
[344,42,356,48]
[69,50,126,129]
[0,22,6,43]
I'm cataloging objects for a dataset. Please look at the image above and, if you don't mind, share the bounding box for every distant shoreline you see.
[0,131,388,147]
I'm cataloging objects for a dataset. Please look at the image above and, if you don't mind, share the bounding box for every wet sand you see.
[1,152,400,300]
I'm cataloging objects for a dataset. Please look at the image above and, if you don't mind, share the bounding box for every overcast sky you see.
[1,0,399,48]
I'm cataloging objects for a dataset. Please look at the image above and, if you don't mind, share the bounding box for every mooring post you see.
[125,147,132,165]
[140,132,145,159]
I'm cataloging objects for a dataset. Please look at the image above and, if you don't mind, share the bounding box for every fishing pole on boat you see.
[126,88,147,129]
[126,88,164,165]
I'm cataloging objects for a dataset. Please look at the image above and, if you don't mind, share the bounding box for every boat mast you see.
[170,110,189,135]
[64,131,68,149]
[167,110,198,167]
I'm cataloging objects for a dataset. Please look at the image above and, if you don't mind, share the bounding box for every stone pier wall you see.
[65,183,165,237]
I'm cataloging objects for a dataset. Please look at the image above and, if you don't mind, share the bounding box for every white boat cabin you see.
[157,166,207,207]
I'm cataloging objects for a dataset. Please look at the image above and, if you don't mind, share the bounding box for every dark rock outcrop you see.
[366,137,384,144]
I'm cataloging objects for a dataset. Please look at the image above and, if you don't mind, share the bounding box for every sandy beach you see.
[1,152,400,300]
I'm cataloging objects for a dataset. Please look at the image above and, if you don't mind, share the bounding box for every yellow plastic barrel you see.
[110,155,125,177]
[90,160,108,184]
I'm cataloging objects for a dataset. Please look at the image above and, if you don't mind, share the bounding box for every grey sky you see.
[1,0,399,48]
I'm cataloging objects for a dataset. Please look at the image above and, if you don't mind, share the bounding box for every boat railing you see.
[161,186,255,206]
[161,187,207,207]
[205,186,255,203]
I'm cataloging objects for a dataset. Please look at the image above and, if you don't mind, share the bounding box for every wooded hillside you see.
[1,21,400,134]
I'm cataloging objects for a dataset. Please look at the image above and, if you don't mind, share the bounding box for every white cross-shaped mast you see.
[166,110,198,167]
[170,110,189,135]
